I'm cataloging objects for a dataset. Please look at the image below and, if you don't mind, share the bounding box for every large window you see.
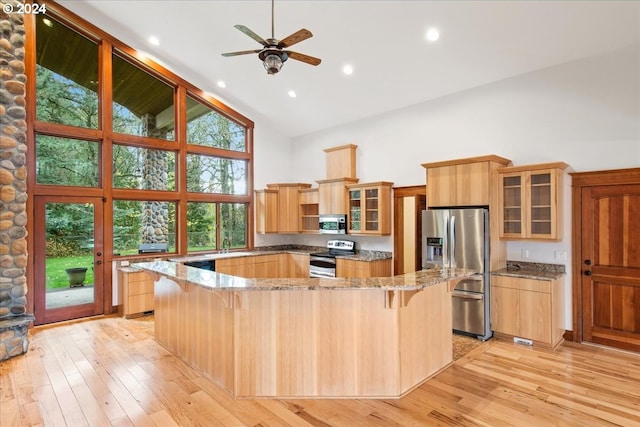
[112,54,175,140]
[32,10,253,257]
[113,201,176,255]
[186,95,245,151]
[36,135,99,187]
[113,145,176,190]
[35,16,98,129]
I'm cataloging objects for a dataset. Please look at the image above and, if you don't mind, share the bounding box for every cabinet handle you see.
[584,259,591,266]
[96,260,102,265]
[584,270,592,276]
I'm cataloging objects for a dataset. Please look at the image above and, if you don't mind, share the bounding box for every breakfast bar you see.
[135,261,472,399]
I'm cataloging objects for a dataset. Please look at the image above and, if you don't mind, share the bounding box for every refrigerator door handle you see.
[450,215,456,269]
[443,216,449,267]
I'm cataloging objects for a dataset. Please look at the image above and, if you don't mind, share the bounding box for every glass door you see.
[34,196,104,325]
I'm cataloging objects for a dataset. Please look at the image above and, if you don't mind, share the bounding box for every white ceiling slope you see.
[58,1,640,138]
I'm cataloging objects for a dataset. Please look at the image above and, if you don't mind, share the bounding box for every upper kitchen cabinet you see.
[346,182,393,235]
[255,188,278,234]
[324,144,358,180]
[498,162,569,240]
[299,188,319,233]
[317,178,358,215]
[422,155,512,207]
[255,183,311,234]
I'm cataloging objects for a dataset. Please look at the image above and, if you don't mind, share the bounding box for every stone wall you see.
[0,0,31,361]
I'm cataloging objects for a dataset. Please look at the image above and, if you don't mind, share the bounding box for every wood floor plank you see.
[2,316,640,427]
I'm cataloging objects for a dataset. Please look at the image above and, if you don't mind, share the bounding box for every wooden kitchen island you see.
[134,261,472,399]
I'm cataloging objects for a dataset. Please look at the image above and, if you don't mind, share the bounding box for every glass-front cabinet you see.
[346,182,393,235]
[498,163,569,240]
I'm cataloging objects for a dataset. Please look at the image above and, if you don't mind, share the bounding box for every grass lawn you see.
[47,255,95,289]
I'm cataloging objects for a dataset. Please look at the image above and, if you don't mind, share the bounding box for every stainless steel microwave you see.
[319,214,347,234]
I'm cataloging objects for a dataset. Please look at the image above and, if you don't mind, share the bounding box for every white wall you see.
[254,45,640,329]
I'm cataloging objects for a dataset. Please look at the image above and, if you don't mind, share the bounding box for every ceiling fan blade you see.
[286,51,321,66]
[278,28,313,48]
[234,25,268,47]
[221,49,262,57]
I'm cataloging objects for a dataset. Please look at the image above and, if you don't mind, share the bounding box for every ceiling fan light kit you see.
[221,0,321,75]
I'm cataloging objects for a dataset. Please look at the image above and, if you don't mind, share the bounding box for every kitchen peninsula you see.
[134,260,472,399]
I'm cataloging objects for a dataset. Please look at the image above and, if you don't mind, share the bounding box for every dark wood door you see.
[579,182,640,352]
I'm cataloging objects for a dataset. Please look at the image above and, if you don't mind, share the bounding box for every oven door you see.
[309,256,336,278]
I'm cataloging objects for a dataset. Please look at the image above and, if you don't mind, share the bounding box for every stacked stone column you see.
[0,0,31,360]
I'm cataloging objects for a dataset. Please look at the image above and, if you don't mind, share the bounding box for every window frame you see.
[27,5,255,262]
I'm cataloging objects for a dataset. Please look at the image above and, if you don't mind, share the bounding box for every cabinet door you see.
[277,187,300,233]
[364,187,380,232]
[528,170,558,239]
[319,181,347,215]
[490,285,519,336]
[427,165,456,207]
[519,288,552,343]
[253,255,279,278]
[456,162,490,206]
[348,189,362,232]
[499,172,525,238]
[255,190,278,234]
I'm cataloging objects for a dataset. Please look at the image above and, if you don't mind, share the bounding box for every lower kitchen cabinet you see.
[216,254,280,278]
[336,258,392,278]
[491,275,565,348]
[118,268,154,318]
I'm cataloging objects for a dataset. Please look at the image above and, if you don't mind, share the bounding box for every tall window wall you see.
[32,8,253,256]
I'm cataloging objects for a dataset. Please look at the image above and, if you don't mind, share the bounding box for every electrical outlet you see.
[554,251,567,261]
[521,249,529,259]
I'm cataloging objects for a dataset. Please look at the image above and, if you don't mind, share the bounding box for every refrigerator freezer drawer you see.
[452,291,486,336]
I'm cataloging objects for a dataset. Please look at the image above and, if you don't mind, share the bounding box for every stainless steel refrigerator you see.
[422,208,492,341]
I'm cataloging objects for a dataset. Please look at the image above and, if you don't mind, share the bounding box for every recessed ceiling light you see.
[425,28,440,42]
[288,90,297,98]
[149,36,160,46]
[343,64,354,75]
[217,81,226,88]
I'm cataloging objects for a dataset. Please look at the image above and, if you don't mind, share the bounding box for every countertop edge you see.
[491,269,566,281]
[133,261,473,292]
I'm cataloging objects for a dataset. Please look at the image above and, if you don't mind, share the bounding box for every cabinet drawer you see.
[492,276,550,293]
[128,280,154,296]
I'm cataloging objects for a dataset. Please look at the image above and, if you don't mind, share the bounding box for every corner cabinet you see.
[256,183,311,234]
[498,162,569,240]
[346,182,393,235]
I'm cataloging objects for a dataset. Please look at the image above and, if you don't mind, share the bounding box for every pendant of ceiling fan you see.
[221,0,321,75]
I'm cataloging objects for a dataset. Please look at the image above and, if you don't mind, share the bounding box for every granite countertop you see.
[491,261,566,280]
[134,261,472,291]
[169,245,392,263]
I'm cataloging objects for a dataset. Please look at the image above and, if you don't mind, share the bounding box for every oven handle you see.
[310,270,336,279]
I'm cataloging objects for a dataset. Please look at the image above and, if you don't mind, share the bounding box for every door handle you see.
[584,270,592,276]
[96,260,102,265]
[584,259,591,265]
[96,252,102,257]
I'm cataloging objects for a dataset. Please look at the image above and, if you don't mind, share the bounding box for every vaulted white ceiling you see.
[57,1,640,138]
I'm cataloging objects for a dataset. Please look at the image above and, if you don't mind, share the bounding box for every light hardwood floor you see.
[1,315,639,426]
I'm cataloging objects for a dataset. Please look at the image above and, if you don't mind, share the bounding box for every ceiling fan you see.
[221,0,321,75]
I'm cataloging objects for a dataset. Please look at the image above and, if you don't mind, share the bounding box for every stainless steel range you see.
[309,239,356,278]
